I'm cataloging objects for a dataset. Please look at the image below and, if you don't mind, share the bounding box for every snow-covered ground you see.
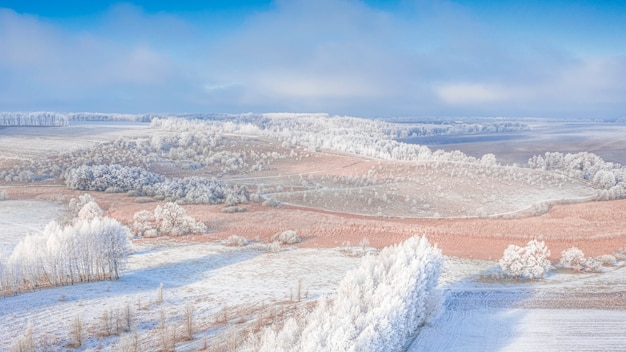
[1,117,625,351]
[0,199,64,259]
[2,238,624,351]
[410,258,626,351]
[0,239,361,350]
[0,122,151,159]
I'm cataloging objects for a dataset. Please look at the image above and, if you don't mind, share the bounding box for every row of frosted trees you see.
[0,204,131,295]
[64,164,250,205]
[243,236,443,351]
[0,112,68,126]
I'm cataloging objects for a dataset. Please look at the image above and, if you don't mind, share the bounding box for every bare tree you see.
[183,303,195,340]
[69,315,83,348]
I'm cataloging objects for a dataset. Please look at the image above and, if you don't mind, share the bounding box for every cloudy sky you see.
[1,0,625,117]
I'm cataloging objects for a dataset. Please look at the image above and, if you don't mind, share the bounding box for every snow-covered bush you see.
[262,198,281,207]
[132,203,207,237]
[68,194,97,219]
[560,247,601,272]
[595,254,617,266]
[271,230,301,245]
[221,206,246,213]
[559,247,585,271]
[246,236,443,351]
[0,190,7,200]
[499,239,552,279]
[222,235,248,247]
[77,200,104,221]
[154,202,207,236]
[131,210,156,237]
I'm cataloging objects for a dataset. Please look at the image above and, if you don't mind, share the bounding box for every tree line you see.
[0,196,131,295]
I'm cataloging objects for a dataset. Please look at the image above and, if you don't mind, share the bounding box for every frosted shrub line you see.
[244,236,443,351]
[560,247,601,272]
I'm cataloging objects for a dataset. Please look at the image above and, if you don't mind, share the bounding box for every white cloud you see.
[1,1,625,116]
[436,83,510,105]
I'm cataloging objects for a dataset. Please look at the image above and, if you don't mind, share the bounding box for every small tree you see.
[560,247,600,272]
[77,201,104,221]
[499,239,551,279]
[154,202,206,236]
[156,283,164,305]
[183,303,195,340]
[131,210,155,237]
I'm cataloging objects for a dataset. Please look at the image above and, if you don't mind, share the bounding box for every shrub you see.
[268,241,281,253]
[560,247,602,272]
[271,230,301,244]
[135,197,156,203]
[223,235,248,247]
[9,324,34,352]
[262,199,281,207]
[154,202,207,236]
[499,239,551,279]
[595,254,617,265]
[221,206,246,213]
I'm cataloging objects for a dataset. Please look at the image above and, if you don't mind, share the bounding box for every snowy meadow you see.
[1,113,625,351]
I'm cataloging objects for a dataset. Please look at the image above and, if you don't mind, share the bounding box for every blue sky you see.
[1,0,625,117]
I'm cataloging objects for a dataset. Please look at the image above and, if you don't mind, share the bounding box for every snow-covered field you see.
[0,238,361,350]
[2,238,624,350]
[410,258,626,352]
[1,116,626,351]
[0,199,64,259]
[0,122,151,159]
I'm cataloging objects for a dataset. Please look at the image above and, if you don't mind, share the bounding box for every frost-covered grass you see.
[1,116,625,350]
[0,122,151,159]
[3,243,624,351]
[410,258,626,352]
[268,161,596,218]
[0,239,361,351]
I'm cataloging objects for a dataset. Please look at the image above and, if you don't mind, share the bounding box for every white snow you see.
[0,200,64,260]
[409,258,626,352]
[0,239,360,350]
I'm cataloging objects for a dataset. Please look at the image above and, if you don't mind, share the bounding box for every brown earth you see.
[5,183,626,262]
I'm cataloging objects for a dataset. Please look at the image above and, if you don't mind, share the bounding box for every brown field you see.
[2,121,624,262]
[6,179,625,262]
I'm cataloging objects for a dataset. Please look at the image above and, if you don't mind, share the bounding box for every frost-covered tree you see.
[131,210,156,237]
[68,194,97,219]
[559,247,600,272]
[246,236,443,351]
[2,201,131,293]
[499,239,552,279]
[77,200,103,221]
[153,202,207,236]
[0,112,68,126]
